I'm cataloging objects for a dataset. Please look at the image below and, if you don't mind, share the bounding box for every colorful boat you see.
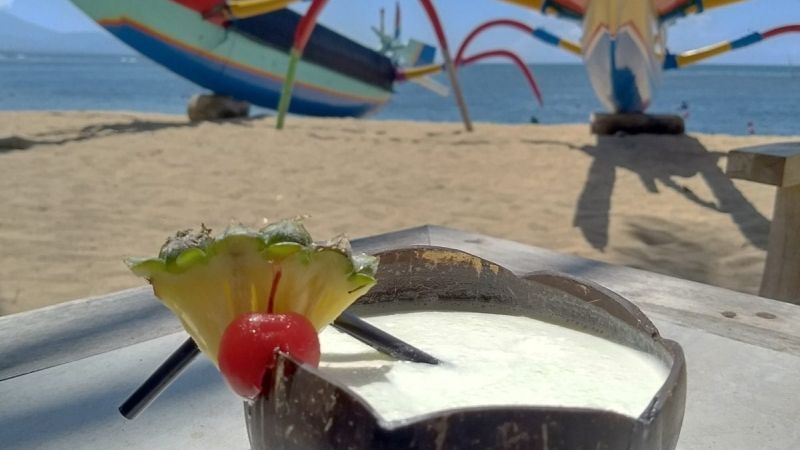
[499,0,799,114]
[70,0,395,117]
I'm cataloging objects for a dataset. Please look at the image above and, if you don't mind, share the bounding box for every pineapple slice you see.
[127,219,378,365]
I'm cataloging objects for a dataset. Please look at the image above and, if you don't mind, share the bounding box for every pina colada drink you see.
[318,310,669,422]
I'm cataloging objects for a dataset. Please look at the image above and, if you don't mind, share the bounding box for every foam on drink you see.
[318,310,669,422]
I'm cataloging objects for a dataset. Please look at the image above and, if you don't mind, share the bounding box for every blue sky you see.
[2,0,799,64]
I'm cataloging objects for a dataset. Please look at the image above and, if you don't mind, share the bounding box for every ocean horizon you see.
[1,52,799,136]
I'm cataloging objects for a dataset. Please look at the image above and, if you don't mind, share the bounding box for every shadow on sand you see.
[0,115,269,153]
[573,134,770,251]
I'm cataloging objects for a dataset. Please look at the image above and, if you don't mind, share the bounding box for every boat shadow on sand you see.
[0,115,269,153]
[572,134,770,252]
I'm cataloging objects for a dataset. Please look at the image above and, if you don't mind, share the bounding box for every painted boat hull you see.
[581,0,664,113]
[70,0,394,117]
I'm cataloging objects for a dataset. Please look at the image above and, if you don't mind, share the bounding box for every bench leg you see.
[760,184,800,303]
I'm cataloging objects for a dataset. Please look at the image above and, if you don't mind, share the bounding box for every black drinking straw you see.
[331,312,440,365]
[119,337,200,420]
[119,311,439,419]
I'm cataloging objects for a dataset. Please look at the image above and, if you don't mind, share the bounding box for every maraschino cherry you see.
[218,312,320,399]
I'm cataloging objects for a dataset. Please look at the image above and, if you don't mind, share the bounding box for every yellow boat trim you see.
[226,0,299,20]
[401,63,443,79]
[559,39,582,55]
[676,41,732,66]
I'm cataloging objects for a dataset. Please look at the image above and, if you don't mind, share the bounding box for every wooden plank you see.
[3,225,800,381]
[726,142,800,187]
[0,287,178,381]
[426,226,800,354]
[760,184,800,302]
[725,143,800,302]
[3,319,797,450]
[0,333,250,450]
[0,227,432,381]
[652,322,800,450]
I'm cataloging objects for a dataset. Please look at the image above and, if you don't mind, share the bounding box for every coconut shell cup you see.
[245,247,686,450]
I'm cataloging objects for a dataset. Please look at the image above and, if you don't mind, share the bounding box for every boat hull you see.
[71,0,394,117]
[582,0,664,113]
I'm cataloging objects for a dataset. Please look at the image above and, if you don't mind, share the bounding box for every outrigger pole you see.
[417,0,473,131]
[400,18,587,108]
[663,24,800,69]
[275,0,329,130]
[275,0,473,131]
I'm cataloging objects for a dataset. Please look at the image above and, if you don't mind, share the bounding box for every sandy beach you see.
[0,111,791,315]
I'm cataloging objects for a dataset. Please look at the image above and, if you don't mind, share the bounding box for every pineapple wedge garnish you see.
[127,219,378,365]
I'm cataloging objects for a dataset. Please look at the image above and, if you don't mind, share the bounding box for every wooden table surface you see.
[2,226,799,450]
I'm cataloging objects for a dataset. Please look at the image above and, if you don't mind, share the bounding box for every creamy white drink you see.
[317,310,669,422]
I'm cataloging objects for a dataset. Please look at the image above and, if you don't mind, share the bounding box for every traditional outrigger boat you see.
[70,0,398,117]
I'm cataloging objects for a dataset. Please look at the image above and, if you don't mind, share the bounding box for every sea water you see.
[1,53,798,135]
[317,310,669,422]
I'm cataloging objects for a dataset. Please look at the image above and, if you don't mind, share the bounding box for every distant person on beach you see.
[678,101,690,119]
[747,121,756,135]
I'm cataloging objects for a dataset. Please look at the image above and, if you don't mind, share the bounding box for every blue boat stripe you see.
[104,23,383,117]
[418,45,437,65]
[531,29,561,46]
[608,37,645,112]
[731,32,763,49]
[695,0,704,13]
[663,53,678,70]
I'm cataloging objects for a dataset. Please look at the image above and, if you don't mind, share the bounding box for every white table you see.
[2,226,799,449]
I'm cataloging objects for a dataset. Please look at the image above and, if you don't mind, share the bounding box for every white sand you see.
[0,111,788,315]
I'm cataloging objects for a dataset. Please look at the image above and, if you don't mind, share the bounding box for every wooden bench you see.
[726,142,800,304]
